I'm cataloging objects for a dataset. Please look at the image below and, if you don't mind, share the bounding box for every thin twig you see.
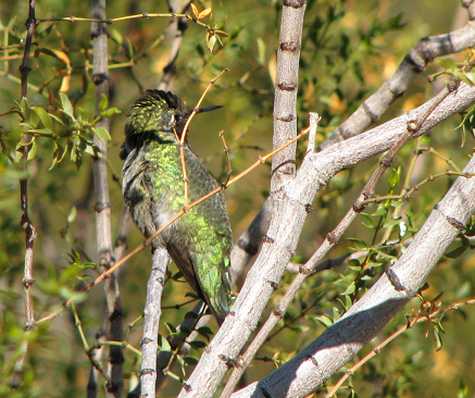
[71,304,110,383]
[362,171,475,205]
[37,11,212,30]
[219,130,233,185]
[179,69,227,206]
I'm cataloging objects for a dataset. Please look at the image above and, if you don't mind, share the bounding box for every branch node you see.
[385,267,407,292]
[283,0,306,8]
[218,354,237,368]
[262,235,275,244]
[435,204,466,232]
[280,41,299,52]
[277,81,297,91]
[140,368,155,376]
[22,277,35,288]
[266,279,279,290]
[140,337,153,346]
[406,119,418,133]
[276,114,295,122]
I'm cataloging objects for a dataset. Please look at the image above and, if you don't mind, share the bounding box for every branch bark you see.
[232,154,475,398]
[158,0,191,91]
[19,0,37,332]
[140,247,170,398]
[230,0,307,289]
[229,16,475,285]
[178,81,475,398]
[91,1,123,395]
[220,85,452,397]
[11,0,38,389]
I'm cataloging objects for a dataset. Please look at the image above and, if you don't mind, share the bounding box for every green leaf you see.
[32,106,53,129]
[99,94,108,113]
[388,166,401,189]
[315,315,333,327]
[67,206,77,224]
[60,93,74,119]
[257,37,266,65]
[101,107,121,118]
[159,336,172,352]
[342,281,356,296]
[94,126,111,141]
[27,139,37,160]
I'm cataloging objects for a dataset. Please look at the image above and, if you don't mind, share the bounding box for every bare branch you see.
[220,86,451,398]
[140,247,170,398]
[271,0,306,192]
[91,0,123,395]
[230,16,475,285]
[177,82,475,398]
[232,155,475,398]
[323,21,475,147]
[19,0,37,332]
[11,0,38,389]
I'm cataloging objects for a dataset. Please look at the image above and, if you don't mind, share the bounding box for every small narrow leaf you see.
[198,8,211,20]
[60,93,74,119]
[191,3,200,19]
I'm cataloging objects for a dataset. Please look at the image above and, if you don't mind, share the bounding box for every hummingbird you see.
[121,90,232,322]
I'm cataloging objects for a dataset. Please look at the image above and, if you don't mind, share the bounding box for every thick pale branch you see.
[178,82,475,398]
[233,153,475,397]
[323,20,475,147]
[220,86,451,397]
[271,0,306,192]
[230,17,475,284]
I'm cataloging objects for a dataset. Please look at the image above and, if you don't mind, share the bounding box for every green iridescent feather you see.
[121,90,232,320]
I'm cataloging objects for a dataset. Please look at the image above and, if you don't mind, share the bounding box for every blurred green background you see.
[1,0,474,397]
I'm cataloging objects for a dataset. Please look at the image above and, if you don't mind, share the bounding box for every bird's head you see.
[125,89,222,138]
[125,90,186,137]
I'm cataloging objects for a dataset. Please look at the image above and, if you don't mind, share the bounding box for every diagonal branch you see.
[220,84,452,397]
[177,81,475,398]
[230,15,475,285]
[232,153,475,398]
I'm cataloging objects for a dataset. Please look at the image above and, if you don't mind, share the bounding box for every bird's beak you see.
[184,105,223,117]
[196,104,223,114]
